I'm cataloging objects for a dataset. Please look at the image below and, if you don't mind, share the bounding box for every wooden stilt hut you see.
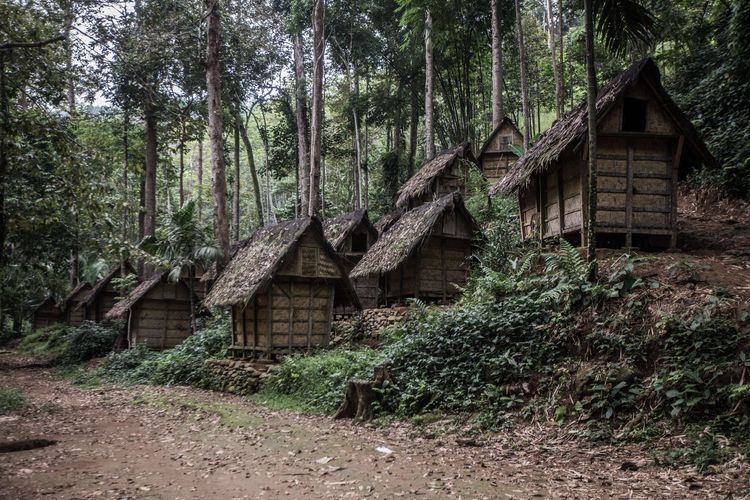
[74,262,136,322]
[203,217,361,359]
[61,282,93,327]
[491,58,716,249]
[323,209,379,314]
[396,142,479,209]
[31,296,62,331]
[477,117,524,185]
[105,272,196,350]
[351,192,480,305]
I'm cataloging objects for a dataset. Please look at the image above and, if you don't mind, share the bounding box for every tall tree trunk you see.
[64,2,75,117]
[558,0,565,113]
[514,0,531,149]
[143,100,157,239]
[196,137,203,222]
[308,0,324,217]
[0,54,7,265]
[293,33,310,213]
[237,112,264,226]
[546,0,562,120]
[233,117,240,241]
[206,0,229,267]
[259,109,277,224]
[408,83,418,177]
[584,0,598,277]
[424,8,435,159]
[122,108,129,272]
[491,0,504,127]
[351,65,362,210]
[138,176,145,277]
[179,117,185,207]
[363,75,370,210]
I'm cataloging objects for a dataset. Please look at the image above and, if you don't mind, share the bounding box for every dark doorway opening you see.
[622,97,648,132]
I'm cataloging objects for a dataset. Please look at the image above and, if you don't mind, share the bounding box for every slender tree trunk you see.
[546,0,562,120]
[514,0,531,149]
[424,8,435,159]
[197,137,203,221]
[237,112,264,226]
[558,0,565,113]
[122,108,129,271]
[0,54,7,265]
[143,100,157,239]
[308,0,324,216]
[584,0,598,277]
[351,66,362,209]
[179,117,185,207]
[205,0,229,266]
[363,75,370,210]
[293,33,310,213]
[408,83,418,177]
[394,81,403,158]
[64,2,75,117]
[491,0,504,127]
[259,109,277,224]
[233,116,240,241]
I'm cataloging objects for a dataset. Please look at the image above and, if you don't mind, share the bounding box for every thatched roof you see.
[396,142,478,208]
[30,295,60,316]
[351,192,479,279]
[373,208,405,235]
[204,217,360,309]
[60,281,92,311]
[75,262,135,311]
[323,209,377,252]
[477,117,523,159]
[492,58,717,196]
[105,272,164,320]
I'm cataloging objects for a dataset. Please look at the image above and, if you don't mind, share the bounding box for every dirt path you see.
[1,353,747,499]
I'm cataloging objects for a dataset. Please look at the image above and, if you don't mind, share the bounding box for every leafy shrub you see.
[18,324,73,354]
[57,321,122,365]
[259,348,387,413]
[0,387,26,414]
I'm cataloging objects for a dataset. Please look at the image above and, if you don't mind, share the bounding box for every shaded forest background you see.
[1,0,749,326]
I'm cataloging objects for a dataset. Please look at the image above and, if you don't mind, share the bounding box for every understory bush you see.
[0,387,26,414]
[18,324,73,354]
[79,314,231,388]
[257,348,388,413]
[57,321,123,365]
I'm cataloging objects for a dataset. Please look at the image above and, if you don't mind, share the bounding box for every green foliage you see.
[258,349,388,413]
[18,324,74,354]
[0,387,26,414]
[57,321,123,365]
[78,315,231,388]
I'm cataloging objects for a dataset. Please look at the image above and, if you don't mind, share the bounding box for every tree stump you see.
[334,365,391,421]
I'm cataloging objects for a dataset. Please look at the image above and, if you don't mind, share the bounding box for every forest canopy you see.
[1,0,749,329]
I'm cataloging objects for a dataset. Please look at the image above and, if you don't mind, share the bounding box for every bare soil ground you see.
[1,353,748,499]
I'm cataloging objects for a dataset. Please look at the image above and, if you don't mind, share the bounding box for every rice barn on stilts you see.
[492,58,716,249]
[477,117,524,186]
[30,296,62,330]
[105,272,197,349]
[203,217,361,359]
[61,282,93,327]
[323,209,379,315]
[351,192,480,305]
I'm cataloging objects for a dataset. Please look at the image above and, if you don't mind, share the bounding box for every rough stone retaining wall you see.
[203,359,275,396]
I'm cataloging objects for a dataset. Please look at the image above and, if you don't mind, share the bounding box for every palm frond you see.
[595,0,656,56]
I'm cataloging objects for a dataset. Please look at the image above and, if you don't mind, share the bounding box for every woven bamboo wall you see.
[130,281,193,349]
[480,122,523,184]
[232,279,333,353]
[33,304,61,330]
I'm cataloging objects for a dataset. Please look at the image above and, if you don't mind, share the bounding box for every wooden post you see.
[307,283,314,351]
[440,237,447,302]
[161,306,170,350]
[670,135,684,248]
[415,253,421,300]
[398,266,404,304]
[252,297,258,356]
[325,284,335,346]
[580,160,589,247]
[625,145,634,248]
[240,305,247,349]
[557,167,565,236]
[538,172,546,241]
[266,287,273,356]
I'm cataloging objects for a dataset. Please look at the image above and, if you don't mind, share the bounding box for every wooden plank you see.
[307,284,314,351]
[557,167,565,235]
[325,285,334,346]
[671,135,684,248]
[252,297,258,351]
[440,237,447,302]
[625,145,634,247]
[266,288,273,355]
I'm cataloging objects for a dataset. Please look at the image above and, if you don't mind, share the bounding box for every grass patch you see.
[18,324,72,354]
[0,387,26,414]
[132,392,261,427]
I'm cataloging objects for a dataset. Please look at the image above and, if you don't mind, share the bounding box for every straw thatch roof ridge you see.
[106,272,164,320]
[75,262,136,311]
[204,217,360,310]
[323,209,376,251]
[491,58,716,196]
[60,281,92,311]
[373,208,405,235]
[396,142,478,208]
[351,192,479,279]
[477,117,523,159]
